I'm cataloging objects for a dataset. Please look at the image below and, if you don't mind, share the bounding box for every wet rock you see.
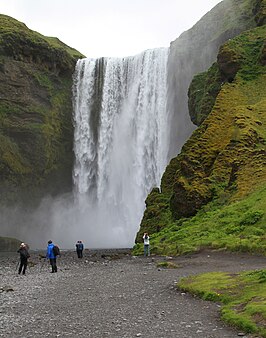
[0,285,14,292]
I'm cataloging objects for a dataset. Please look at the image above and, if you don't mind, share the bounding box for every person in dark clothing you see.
[17,242,30,275]
[46,240,57,273]
[76,240,84,258]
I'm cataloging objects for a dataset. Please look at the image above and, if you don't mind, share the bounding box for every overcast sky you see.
[1,0,222,58]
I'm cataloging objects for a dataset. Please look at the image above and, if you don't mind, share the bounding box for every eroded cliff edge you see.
[135,0,266,255]
[0,15,84,205]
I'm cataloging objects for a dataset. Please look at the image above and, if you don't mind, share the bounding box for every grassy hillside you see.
[0,15,84,204]
[134,2,266,256]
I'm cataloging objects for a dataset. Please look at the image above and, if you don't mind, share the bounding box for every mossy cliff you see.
[0,15,84,204]
[135,0,266,255]
[167,0,260,156]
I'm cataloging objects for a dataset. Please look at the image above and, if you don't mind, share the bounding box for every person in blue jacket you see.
[76,240,84,258]
[46,240,57,273]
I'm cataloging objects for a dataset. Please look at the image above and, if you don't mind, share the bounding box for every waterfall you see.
[72,48,170,248]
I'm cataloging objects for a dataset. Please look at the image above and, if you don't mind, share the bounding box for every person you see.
[17,242,30,275]
[46,240,57,273]
[143,232,150,257]
[76,240,84,258]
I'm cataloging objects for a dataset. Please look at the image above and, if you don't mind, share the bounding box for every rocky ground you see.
[0,249,265,338]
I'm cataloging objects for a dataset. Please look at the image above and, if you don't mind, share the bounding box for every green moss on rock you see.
[0,15,84,204]
[136,4,266,255]
[218,25,266,81]
[188,63,223,126]
[0,14,84,75]
[189,24,266,126]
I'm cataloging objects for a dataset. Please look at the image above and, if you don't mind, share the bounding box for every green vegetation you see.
[178,270,266,336]
[135,12,266,334]
[156,261,179,269]
[135,12,266,254]
[133,186,266,256]
[0,14,83,203]
[0,14,84,67]
[188,24,266,126]
[219,24,266,82]
[188,63,223,126]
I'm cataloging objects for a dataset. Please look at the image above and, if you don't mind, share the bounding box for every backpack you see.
[53,245,60,256]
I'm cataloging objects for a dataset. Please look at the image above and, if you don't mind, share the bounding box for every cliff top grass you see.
[0,14,85,63]
[178,270,266,336]
[0,14,76,202]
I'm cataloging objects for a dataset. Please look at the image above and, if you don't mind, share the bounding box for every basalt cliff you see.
[135,0,266,255]
[0,14,84,205]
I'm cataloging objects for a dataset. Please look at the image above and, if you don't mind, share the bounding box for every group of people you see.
[17,233,150,275]
[17,239,85,275]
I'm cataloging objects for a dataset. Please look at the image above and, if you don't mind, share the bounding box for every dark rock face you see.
[254,0,266,25]
[188,63,223,126]
[217,47,242,82]
[0,15,84,204]
[170,177,213,218]
[260,40,266,65]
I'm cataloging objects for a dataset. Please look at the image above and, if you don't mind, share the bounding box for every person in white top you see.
[143,232,150,256]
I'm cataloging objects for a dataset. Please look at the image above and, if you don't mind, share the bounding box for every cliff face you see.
[173,24,266,216]
[167,0,259,157]
[0,15,84,204]
[135,0,266,251]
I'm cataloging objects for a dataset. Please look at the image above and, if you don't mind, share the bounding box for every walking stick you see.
[15,260,20,274]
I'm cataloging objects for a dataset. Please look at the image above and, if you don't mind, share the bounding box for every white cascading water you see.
[72,48,170,248]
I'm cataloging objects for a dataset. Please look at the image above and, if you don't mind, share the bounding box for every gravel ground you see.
[0,249,265,338]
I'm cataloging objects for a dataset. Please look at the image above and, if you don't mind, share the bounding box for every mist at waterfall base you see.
[1,48,175,249]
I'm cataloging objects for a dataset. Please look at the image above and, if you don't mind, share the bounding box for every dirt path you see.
[0,250,265,337]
